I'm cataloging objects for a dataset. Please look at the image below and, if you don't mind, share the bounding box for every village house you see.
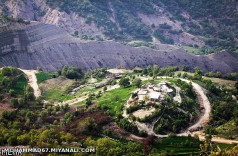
[137,89,148,101]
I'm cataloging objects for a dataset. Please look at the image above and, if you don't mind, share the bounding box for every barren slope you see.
[1,22,238,73]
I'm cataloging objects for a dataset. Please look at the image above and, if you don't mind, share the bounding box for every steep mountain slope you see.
[1,22,238,73]
[1,0,238,54]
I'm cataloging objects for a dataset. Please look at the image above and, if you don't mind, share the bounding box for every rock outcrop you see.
[1,22,238,73]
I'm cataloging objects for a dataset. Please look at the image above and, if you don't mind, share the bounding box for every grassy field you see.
[39,76,74,103]
[152,136,236,155]
[36,72,56,84]
[216,120,238,140]
[95,85,136,116]
[42,88,76,103]
[13,74,28,95]
[203,77,237,89]
[183,46,202,55]
[152,137,201,155]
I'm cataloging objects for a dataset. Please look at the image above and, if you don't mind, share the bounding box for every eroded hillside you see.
[1,22,238,73]
[1,0,238,53]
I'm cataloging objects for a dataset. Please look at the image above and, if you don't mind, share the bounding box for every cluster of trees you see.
[141,65,179,77]
[178,66,237,81]
[117,118,139,135]
[85,68,107,80]
[119,77,130,88]
[77,117,97,135]
[0,13,30,24]
[46,0,154,41]
[0,67,29,103]
[127,41,155,49]
[60,65,84,79]
[83,137,146,156]
[160,0,238,53]
[0,67,21,90]
[43,0,238,53]
[0,101,77,147]
[153,29,174,44]
[154,107,190,134]
[11,85,35,108]
[0,126,75,147]
[205,71,238,80]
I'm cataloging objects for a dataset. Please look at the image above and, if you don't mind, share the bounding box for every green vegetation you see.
[41,88,75,103]
[152,136,201,155]
[1,65,238,155]
[119,77,130,88]
[13,74,28,95]
[36,72,56,84]
[154,29,174,44]
[46,0,153,41]
[96,85,136,116]
[153,79,197,134]
[43,0,238,53]
[0,67,27,95]
[62,65,84,79]
[0,13,30,24]
[160,0,238,53]
[127,41,155,49]
[183,46,202,55]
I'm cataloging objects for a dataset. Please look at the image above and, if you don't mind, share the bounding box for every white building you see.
[149,92,162,101]
[138,90,148,101]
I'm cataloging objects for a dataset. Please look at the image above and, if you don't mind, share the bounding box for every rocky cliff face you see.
[1,22,238,73]
[2,0,103,36]
[0,0,204,46]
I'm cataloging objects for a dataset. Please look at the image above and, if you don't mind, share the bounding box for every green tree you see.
[103,86,107,92]
[37,67,43,72]
[7,136,17,146]
[11,98,19,108]
[17,134,30,145]
[9,89,15,96]
[74,30,79,36]
[26,111,37,122]
[194,67,203,80]
[200,134,212,156]
[182,65,189,72]
[37,129,61,147]
[235,82,238,90]
[77,117,97,134]
[153,64,159,76]
[62,65,68,76]
[119,78,130,88]
[133,78,142,88]
[0,94,4,101]
[24,85,35,101]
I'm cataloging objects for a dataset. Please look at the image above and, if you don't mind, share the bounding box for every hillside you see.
[1,0,238,54]
[1,1,238,155]
[1,22,238,73]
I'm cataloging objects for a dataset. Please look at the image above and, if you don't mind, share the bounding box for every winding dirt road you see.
[181,79,211,132]
[19,70,237,144]
[19,69,41,98]
[123,77,238,144]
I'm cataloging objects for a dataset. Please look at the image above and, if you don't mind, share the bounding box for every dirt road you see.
[19,69,41,98]
[192,131,238,144]
[55,84,120,106]
[123,76,238,144]
[180,78,211,132]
